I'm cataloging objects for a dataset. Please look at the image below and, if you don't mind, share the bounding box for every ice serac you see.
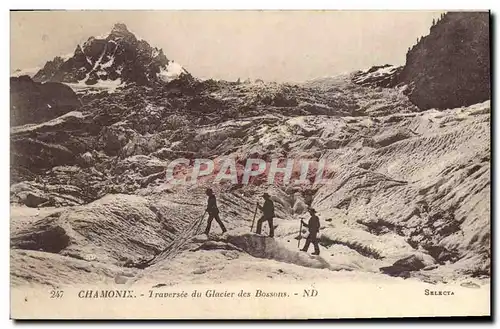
[32,23,191,86]
[351,64,403,88]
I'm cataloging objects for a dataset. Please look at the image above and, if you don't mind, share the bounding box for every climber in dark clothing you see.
[256,192,275,238]
[300,208,320,255]
[204,188,227,235]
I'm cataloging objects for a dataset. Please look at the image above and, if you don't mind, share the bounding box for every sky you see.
[10,10,444,82]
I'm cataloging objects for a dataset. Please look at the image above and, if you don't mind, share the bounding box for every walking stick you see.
[250,203,258,232]
[196,210,207,233]
[298,219,303,249]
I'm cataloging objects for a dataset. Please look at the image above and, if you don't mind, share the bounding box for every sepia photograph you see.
[9,10,491,319]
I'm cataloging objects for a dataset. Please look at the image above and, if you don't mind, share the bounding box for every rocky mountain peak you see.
[74,44,84,56]
[107,23,137,42]
[31,22,190,87]
[111,22,130,34]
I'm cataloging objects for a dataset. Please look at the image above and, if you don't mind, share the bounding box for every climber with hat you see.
[300,207,321,255]
[256,192,275,238]
[204,188,227,235]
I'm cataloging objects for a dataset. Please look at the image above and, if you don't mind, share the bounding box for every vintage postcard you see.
[10,10,491,319]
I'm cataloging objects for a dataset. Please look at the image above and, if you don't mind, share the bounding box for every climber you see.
[204,188,227,235]
[256,193,275,238]
[300,208,320,255]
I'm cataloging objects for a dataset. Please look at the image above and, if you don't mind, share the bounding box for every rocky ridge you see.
[351,12,490,110]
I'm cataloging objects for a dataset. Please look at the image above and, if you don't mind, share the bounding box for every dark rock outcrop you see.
[380,254,426,278]
[10,75,81,126]
[351,12,490,111]
[399,12,490,110]
[11,214,71,253]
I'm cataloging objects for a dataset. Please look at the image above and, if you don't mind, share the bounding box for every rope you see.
[145,210,207,266]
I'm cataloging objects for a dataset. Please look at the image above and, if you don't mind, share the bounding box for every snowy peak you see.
[31,23,190,87]
[157,60,189,83]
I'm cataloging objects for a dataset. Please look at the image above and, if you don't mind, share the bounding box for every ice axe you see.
[297,219,303,249]
[250,203,258,232]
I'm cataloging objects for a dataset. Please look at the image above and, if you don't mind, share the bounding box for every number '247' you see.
[50,290,64,298]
